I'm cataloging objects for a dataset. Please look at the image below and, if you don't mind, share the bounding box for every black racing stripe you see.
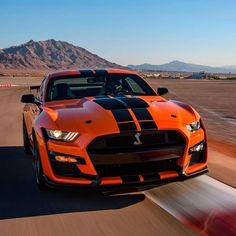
[111,109,133,122]
[94,98,137,132]
[94,97,157,132]
[116,97,149,108]
[94,98,126,110]
[139,121,157,130]
[121,176,140,184]
[118,122,136,131]
[79,69,95,76]
[132,108,153,120]
[94,69,108,76]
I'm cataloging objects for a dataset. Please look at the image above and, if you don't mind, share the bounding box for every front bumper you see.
[42,166,208,192]
[37,128,208,190]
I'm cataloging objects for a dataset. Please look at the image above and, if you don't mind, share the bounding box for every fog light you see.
[189,141,204,154]
[55,155,78,163]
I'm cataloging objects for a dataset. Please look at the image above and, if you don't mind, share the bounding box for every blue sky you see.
[0,0,236,66]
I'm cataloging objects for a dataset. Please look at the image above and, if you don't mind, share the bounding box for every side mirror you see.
[21,94,35,103]
[157,87,168,96]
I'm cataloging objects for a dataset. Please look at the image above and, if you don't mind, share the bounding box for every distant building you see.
[187,72,207,79]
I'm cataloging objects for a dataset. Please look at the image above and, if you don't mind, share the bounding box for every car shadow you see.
[0,146,145,220]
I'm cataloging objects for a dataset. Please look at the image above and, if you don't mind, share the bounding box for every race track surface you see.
[0,87,236,236]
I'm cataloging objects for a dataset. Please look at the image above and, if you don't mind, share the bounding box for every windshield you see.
[46,74,156,101]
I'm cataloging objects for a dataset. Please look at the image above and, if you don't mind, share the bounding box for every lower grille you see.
[95,159,178,177]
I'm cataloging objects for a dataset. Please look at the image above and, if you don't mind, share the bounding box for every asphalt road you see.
[1,87,236,236]
[0,87,195,236]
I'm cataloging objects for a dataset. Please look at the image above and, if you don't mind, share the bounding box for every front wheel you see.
[23,119,32,155]
[33,137,48,190]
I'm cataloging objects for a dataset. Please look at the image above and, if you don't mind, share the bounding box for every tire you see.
[23,118,32,155]
[33,136,48,190]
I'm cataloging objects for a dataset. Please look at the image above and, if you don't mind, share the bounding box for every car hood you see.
[41,96,200,134]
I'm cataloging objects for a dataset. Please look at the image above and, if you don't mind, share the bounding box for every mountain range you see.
[0,39,120,73]
[1,39,236,75]
[128,60,236,73]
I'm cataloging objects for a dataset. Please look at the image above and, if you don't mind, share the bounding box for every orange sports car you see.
[21,68,208,190]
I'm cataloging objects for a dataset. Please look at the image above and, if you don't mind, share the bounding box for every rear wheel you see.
[33,136,48,190]
[23,119,32,155]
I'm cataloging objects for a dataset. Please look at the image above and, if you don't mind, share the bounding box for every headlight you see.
[186,120,200,132]
[45,129,79,142]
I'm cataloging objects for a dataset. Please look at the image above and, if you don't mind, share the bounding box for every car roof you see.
[47,68,138,79]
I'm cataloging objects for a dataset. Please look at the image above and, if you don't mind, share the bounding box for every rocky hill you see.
[0,39,120,73]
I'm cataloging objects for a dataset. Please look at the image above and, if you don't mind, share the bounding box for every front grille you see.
[87,130,185,178]
[87,130,186,154]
